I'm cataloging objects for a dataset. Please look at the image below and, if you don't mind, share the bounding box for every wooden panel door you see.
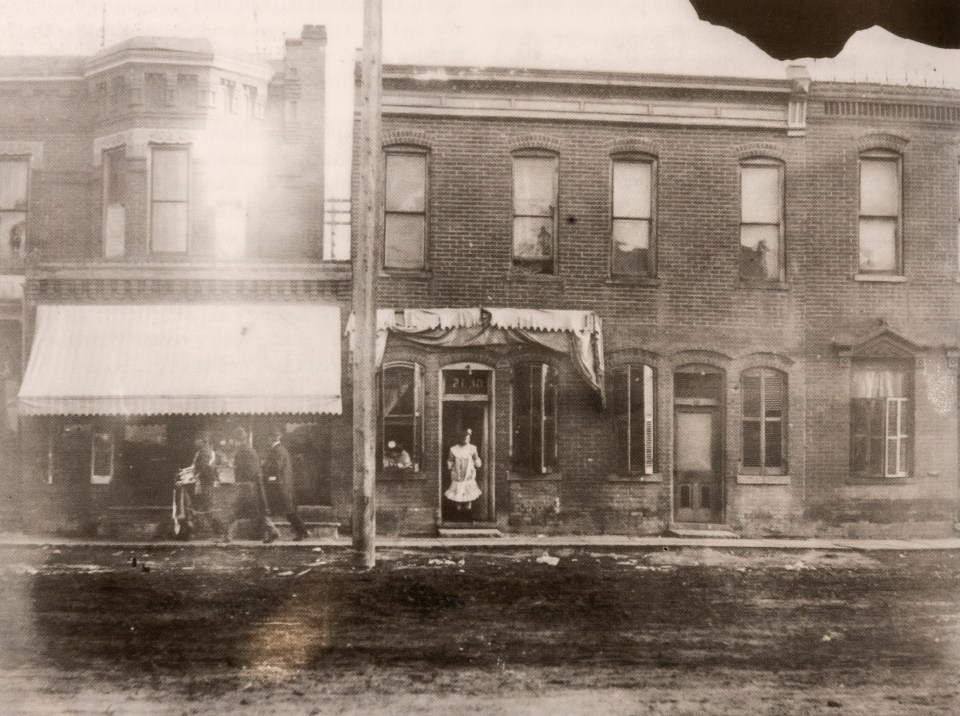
[674,406,722,523]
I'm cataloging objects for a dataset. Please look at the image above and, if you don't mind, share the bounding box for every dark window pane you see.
[740,224,780,281]
[764,420,783,468]
[675,371,721,401]
[383,366,415,416]
[615,417,630,473]
[743,420,761,468]
[700,485,711,509]
[679,484,692,509]
[612,220,650,275]
[543,417,556,472]
[742,373,761,418]
[384,214,425,268]
[764,372,784,417]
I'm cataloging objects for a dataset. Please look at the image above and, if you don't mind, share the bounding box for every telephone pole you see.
[352,0,382,569]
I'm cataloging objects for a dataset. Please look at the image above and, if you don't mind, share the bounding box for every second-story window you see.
[150,146,189,254]
[383,149,427,269]
[740,159,784,283]
[512,152,558,274]
[0,158,28,261]
[859,151,901,274]
[103,149,125,258]
[611,157,655,277]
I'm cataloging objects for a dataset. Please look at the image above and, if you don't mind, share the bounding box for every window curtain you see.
[850,368,906,398]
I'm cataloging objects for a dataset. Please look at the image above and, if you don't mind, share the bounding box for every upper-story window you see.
[741,368,787,474]
[610,364,656,475]
[859,151,902,274]
[383,148,427,270]
[221,79,239,114]
[0,158,28,261]
[150,146,190,254]
[103,149,125,258]
[145,73,166,109]
[512,152,558,274]
[850,362,911,479]
[740,158,784,283]
[611,156,656,278]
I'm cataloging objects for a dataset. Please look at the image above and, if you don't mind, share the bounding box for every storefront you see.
[18,303,344,535]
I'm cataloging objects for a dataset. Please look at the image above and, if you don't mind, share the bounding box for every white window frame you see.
[858,150,902,275]
[884,397,909,478]
[610,155,657,278]
[148,144,190,254]
[612,364,656,475]
[739,158,785,283]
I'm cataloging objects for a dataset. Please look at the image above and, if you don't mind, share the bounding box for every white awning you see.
[19,303,342,416]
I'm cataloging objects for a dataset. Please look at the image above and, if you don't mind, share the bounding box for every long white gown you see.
[444,443,482,502]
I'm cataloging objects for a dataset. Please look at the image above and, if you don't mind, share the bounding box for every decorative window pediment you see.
[833,323,923,367]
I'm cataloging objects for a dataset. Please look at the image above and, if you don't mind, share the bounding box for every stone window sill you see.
[854,273,907,283]
[507,471,563,482]
[737,474,791,485]
[605,276,661,288]
[606,473,663,483]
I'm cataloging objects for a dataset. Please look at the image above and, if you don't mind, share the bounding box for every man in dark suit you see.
[262,429,309,541]
[232,426,281,543]
[189,433,229,541]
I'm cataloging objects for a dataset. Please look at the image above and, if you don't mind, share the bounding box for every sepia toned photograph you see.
[1,0,959,713]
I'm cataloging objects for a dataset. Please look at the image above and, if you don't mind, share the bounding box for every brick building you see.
[0,27,354,536]
[361,63,960,537]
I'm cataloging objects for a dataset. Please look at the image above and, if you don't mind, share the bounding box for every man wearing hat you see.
[262,428,309,541]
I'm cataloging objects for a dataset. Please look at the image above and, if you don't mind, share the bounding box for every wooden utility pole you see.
[352,0,383,568]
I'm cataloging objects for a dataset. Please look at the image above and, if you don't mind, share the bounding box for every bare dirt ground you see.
[0,545,959,714]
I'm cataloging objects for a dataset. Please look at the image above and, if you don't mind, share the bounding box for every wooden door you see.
[674,406,722,522]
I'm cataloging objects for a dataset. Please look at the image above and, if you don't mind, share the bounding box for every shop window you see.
[383,148,427,269]
[740,158,784,283]
[511,362,558,474]
[741,368,786,474]
[103,148,125,258]
[150,146,189,253]
[859,152,901,274]
[512,152,558,274]
[0,157,28,261]
[610,364,656,474]
[850,364,912,478]
[611,156,655,277]
[91,432,115,485]
[380,362,424,473]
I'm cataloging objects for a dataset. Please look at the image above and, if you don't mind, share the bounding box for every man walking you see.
[232,427,281,543]
[190,433,229,541]
[262,428,309,541]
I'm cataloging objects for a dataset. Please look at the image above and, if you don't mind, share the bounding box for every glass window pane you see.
[740,224,780,281]
[104,152,124,204]
[513,216,554,259]
[860,158,899,216]
[151,202,188,252]
[742,420,761,467]
[610,369,628,416]
[384,214,425,269]
[764,371,785,417]
[0,160,28,211]
[385,154,426,212]
[677,412,713,471]
[764,420,783,468]
[0,212,26,259]
[513,157,556,216]
[615,416,630,473]
[613,161,652,219]
[741,164,781,223]
[859,218,897,271]
[675,371,721,401]
[742,373,762,418]
[383,366,415,416]
[151,148,189,202]
[612,220,650,275]
[383,421,415,468]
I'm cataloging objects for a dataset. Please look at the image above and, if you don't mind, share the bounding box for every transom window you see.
[741,368,786,474]
[850,363,911,479]
[150,146,190,253]
[512,362,558,474]
[512,152,558,274]
[858,152,902,274]
[611,157,655,277]
[610,364,656,474]
[383,148,427,270]
[740,158,784,283]
[379,362,424,473]
[0,157,28,260]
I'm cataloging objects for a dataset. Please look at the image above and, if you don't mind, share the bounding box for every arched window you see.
[741,368,787,474]
[610,364,656,474]
[380,362,424,473]
[858,150,902,274]
[512,150,558,274]
[511,362,558,473]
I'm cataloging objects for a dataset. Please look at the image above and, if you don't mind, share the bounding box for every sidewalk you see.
[1,532,959,551]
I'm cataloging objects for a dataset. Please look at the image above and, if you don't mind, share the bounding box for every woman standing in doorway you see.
[445,428,482,513]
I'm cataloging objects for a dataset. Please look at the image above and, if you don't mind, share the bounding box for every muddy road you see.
[1,545,959,714]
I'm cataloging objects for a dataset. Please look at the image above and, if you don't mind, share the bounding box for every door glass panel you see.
[677,412,712,471]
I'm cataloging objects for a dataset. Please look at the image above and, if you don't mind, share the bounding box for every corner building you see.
[361,64,960,537]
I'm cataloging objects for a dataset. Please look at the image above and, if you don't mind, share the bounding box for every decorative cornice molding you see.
[0,141,45,169]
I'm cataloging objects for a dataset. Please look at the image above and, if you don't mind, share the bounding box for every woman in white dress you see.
[445,428,482,512]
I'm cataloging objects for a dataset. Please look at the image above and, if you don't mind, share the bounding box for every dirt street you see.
[0,545,958,714]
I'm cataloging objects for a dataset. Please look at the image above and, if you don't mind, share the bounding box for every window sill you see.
[605,276,661,287]
[379,268,431,280]
[737,474,790,485]
[606,473,663,483]
[507,471,563,482]
[854,274,907,283]
[739,280,789,291]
